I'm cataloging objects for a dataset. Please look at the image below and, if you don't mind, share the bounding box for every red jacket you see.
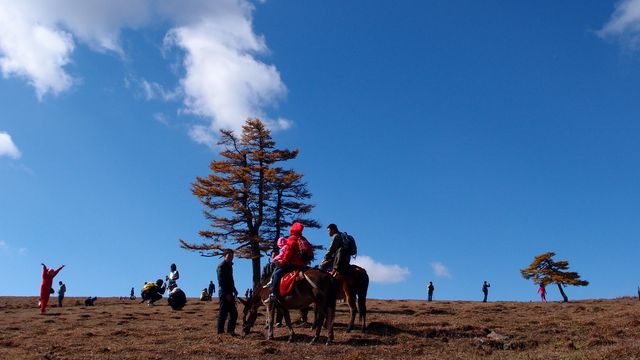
[281,223,305,267]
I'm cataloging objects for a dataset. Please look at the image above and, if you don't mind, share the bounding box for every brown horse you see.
[240,267,337,345]
[335,265,369,333]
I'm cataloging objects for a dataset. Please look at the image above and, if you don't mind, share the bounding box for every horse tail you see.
[357,270,369,331]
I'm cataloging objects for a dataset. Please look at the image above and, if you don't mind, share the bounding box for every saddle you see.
[279,269,306,297]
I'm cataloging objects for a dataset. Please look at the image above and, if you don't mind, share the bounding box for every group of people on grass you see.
[38,222,354,328]
[217,222,356,335]
[139,263,187,310]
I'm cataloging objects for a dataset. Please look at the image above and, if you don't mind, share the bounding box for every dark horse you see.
[335,265,369,333]
[240,266,337,345]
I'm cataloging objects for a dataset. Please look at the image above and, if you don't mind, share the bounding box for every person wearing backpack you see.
[319,223,356,275]
[140,279,166,306]
[269,222,309,303]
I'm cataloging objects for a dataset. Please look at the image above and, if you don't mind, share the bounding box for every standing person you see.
[130,287,135,300]
[208,281,215,300]
[319,223,356,274]
[427,281,434,302]
[166,263,180,288]
[217,249,238,335]
[57,281,67,307]
[39,263,65,314]
[482,281,491,302]
[538,284,547,303]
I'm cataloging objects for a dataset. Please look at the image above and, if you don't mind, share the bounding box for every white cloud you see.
[0,0,290,141]
[188,124,217,149]
[0,3,75,99]
[0,241,28,256]
[0,132,21,159]
[599,0,640,47]
[352,255,410,284]
[141,80,181,101]
[431,262,452,278]
[153,113,170,126]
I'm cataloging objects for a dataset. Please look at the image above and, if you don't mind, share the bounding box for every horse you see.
[335,264,369,333]
[240,266,337,345]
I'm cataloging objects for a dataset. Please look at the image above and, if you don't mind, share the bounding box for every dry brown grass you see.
[1,296,639,359]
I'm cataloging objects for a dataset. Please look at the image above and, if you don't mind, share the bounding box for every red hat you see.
[290,222,304,236]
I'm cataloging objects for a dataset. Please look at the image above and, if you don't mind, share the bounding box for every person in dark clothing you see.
[482,281,491,302]
[208,281,215,300]
[217,249,238,335]
[167,283,187,310]
[427,281,434,302]
[130,287,136,300]
[58,281,66,307]
[141,279,166,306]
[84,296,97,306]
[319,223,354,274]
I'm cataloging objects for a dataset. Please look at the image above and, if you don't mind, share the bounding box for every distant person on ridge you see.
[217,249,238,335]
[167,283,187,310]
[39,263,65,314]
[166,263,180,288]
[482,281,491,302]
[538,284,547,303]
[84,296,97,306]
[427,281,434,302]
[319,223,357,275]
[57,281,67,307]
[200,288,211,301]
[269,223,309,303]
[130,287,136,300]
[141,279,166,306]
[208,281,215,300]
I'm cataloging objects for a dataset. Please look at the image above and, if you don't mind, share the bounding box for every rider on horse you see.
[319,223,355,275]
[269,222,310,302]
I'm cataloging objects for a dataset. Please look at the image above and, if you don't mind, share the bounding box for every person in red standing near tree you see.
[39,263,65,314]
[538,283,547,303]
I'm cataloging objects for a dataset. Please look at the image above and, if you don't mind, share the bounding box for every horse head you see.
[240,294,263,335]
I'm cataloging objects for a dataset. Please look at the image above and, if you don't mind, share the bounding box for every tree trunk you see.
[251,239,261,291]
[556,283,568,302]
[252,254,261,291]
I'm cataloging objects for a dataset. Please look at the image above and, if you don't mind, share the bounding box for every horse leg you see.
[359,294,367,333]
[310,304,325,345]
[346,291,357,333]
[283,309,296,343]
[325,306,335,346]
[266,302,275,340]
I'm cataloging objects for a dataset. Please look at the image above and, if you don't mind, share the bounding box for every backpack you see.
[341,232,357,257]
[298,237,314,263]
[142,282,157,294]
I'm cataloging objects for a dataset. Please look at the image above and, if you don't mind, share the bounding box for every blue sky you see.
[1,0,640,301]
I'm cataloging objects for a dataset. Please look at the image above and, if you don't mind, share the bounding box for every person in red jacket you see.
[39,263,65,314]
[270,223,306,301]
